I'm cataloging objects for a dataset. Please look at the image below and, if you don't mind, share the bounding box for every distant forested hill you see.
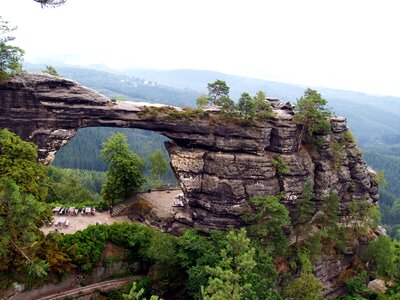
[25,64,199,106]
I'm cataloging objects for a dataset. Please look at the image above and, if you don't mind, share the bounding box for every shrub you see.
[331,141,345,170]
[364,236,396,278]
[59,225,108,273]
[345,271,368,297]
[272,157,289,177]
[342,130,356,143]
[284,272,323,300]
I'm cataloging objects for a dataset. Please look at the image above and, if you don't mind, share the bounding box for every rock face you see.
[0,73,379,297]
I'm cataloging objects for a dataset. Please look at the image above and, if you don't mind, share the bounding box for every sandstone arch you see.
[0,73,378,231]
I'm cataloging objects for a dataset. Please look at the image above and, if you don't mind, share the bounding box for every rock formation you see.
[0,73,379,298]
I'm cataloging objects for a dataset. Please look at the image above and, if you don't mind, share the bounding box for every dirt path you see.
[41,190,181,235]
[140,189,182,211]
[41,212,129,235]
[34,277,132,300]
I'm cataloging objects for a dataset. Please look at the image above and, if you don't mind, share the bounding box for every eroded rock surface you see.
[0,73,379,298]
[0,73,378,224]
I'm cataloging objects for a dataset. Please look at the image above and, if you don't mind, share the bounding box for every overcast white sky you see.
[2,0,400,96]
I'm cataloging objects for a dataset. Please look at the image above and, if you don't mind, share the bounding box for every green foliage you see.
[197,82,273,124]
[243,195,290,255]
[42,65,60,77]
[284,272,323,300]
[148,149,168,188]
[297,251,313,273]
[0,17,24,80]
[237,92,256,120]
[364,147,400,198]
[248,245,281,300]
[123,281,160,300]
[110,95,125,103]
[234,91,274,124]
[272,157,290,177]
[145,231,181,292]
[320,190,340,231]
[331,141,345,170]
[294,88,332,140]
[195,80,235,114]
[87,222,180,292]
[0,180,47,272]
[292,180,315,244]
[0,128,48,202]
[207,80,232,108]
[342,130,357,144]
[26,260,50,287]
[202,229,257,300]
[375,170,388,187]
[60,225,108,272]
[253,90,273,119]
[176,230,226,298]
[35,232,74,275]
[101,132,146,205]
[345,271,368,297]
[364,236,396,278]
[46,166,102,204]
[196,94,209,108]
[177,229,280,299]
[347,199,381,235]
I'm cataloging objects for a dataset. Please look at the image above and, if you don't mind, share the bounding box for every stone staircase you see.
[111,194,145,216]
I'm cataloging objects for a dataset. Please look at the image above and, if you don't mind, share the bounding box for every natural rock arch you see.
[0,73,378,232]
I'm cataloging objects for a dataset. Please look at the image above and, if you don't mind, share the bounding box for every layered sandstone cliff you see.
[0,73,380,297]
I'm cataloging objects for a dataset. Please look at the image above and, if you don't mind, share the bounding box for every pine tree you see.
[0,180,49,275]
[243,195,290,255]
[203,229,256,300]
[0,17,24,80]
[293,180,315,244]
[237,92,256,120]
[294,88,332,142]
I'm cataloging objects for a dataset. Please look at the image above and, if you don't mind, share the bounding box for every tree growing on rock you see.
[101,132,146,205]
[253,90,273,119]
[242,195,290,256]
[196,80,235,113]
[42,65,61,77]
[0,17,24,80]
[237,92,256,120]
[292,180,315,244]
[294,88,332,143]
